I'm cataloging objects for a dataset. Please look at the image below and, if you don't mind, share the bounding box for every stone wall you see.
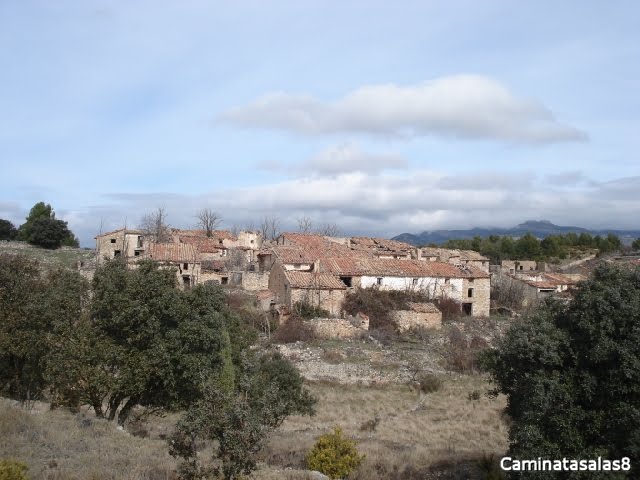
[305,314,369,339]
[461,277,491,317]
[238,271,270,291]
[290,287,346,316]
[391,303,442,332]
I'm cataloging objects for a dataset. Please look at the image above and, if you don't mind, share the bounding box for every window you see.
[137,236,143,248]
[445,278,450,284]
[412,278,419,286]
[110,238,116,244]
[134,251,140,257]
[468,288,474,298]
[376,277,383,285]
[219,239,223,245]
[183,263,188,270]
[221,277,228,285]
[250,239,254,244]
[340,276,352,287]
[113,250,121,257]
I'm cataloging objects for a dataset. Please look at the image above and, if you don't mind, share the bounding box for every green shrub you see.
[306,426,364,479]
[0,460,29,480]
[293,301,330,319]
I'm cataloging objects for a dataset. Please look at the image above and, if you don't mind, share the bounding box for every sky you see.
[1,1,639,246]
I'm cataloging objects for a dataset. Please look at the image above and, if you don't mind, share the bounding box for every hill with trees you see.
[393,220,640,247]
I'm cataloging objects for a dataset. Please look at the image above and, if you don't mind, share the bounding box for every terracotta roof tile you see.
[179,236,226,253]
[146,243,199,263]
[95,228,144,238]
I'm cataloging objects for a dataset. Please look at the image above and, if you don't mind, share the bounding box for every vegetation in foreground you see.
[0,255,314,479]
[484,264,640,479]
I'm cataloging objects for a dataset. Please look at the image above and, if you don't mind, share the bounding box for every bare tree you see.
[260,215,281,242]
[317,223,340,237]
[139,207,171,243]
[297,216,313,233]
[195,208,222,237]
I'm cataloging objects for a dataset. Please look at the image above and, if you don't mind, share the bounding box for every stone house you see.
[264,235,491,317]
[145,243,201,289]
[500,271,577,307]
[418,247,490,272]
[391,302,442,332]
[95,228,148,264]
[501,260,538,273]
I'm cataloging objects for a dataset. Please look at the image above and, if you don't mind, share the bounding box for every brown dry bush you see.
[342,288,431,330]
[445,327,489,373]
[271,316,315,344]
[436,296,462,321]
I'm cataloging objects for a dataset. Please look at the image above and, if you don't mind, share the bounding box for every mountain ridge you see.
[392,220,640,246]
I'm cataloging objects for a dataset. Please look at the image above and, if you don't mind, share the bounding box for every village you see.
[91,225,590,334]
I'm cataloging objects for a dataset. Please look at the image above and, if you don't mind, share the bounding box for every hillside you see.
[0,319,509,480]
[0,241,95,270]
[393,220,640,246]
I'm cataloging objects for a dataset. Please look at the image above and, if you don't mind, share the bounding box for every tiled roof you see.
[95,228,144,238]
[320,257,489,278]
[279,233,332,248]
[350,236,414,254]
[458,250,489,262]
[146,243,199,263]
[285,271,347,290]
[179,236,225,253]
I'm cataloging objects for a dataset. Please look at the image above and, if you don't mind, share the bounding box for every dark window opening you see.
[134,251,140,257]
[519,265,524,270]
[113,250,121,257]
[110,238,116,244]
[340,276,352,287]
[221,277,228,285]
[137,236,143,248]
[376,277,383,285]
[183,263,188,270]
[462,303,472,315]
[468,288,474,298]
[412,278,419,286]
[182,276,191,289]
[219,239,223,245]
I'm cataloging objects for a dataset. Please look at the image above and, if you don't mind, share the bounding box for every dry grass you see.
[0,400,176,480]
[0,241,95,270]
[257,374,508,479]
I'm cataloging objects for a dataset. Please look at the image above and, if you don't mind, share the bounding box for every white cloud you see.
[67,172,640,246]
[258,143,407,176]
[220,75,588,143]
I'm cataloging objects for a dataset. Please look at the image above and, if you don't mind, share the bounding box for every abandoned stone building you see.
[95,227,265,290]
[494,271,579,308]
[145,243,201,288]
[96,228,492,318]
[419,247,490,272]
[262,233,491,317]
[95,228,148,264]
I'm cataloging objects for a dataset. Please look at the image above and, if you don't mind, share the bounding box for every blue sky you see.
[1,1,638,246]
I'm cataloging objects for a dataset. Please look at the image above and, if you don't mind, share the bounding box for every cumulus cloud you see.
[220,75,587,143]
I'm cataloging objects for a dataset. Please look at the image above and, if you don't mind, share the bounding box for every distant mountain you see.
[393,220,640,246]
